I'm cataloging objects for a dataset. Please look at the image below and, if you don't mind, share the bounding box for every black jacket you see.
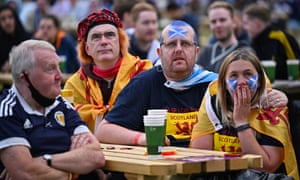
[252,25,300,80]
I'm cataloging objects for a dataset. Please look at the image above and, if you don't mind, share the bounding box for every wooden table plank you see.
[104,154,176,176]
[176,147,227,156]
[242,154,263,169]
[225,157,248,171]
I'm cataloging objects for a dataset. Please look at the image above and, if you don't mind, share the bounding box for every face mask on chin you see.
[24,73,56,107]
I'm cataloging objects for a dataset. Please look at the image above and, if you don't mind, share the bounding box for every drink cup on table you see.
[147,109,168,116]
[261,60,276,83]
[147,109,168,125]
[147,109,168,144]
[287,60,300,80]
[143,115,166,159]
[59,55,66,73]
[61,89,73,104]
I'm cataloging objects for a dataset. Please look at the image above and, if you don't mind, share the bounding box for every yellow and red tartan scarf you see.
[64,54,152,131]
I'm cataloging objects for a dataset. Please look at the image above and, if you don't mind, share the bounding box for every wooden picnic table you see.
[100,143,262,180]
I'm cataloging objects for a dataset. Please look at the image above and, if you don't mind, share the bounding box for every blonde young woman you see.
[191,49,299,179]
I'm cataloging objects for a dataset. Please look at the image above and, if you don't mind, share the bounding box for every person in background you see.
[19,0,36,27]
[23,0,52,35]
[208,8,250,45]
[128,2,160,65]
[243,3,300,80]
[5,0,22,15]
[191,49,298,179]
[165,0,200,40]
[0,4,30,73]
[0,39,105,180]
[34,14,80,73]
[50,0,73,19]
[112,0,140,36]
[63,8,153,132]
[196,1,252,73]
[95,20,287,148]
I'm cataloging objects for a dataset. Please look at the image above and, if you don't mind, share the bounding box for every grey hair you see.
[9,40,56,83]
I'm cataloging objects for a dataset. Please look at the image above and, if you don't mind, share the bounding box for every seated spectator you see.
[5,0,22,15]
[243,3,300,80]
[19,0,36,27]
[63,9,153,132]
[191,48,298,179]
[196,1,252,73]
[0,4,30,73]
[208,8,250,45]
[95,20,287,148]
[0,39,105,179]
[23,0,52,35]
[112,0,140,36]
[34,14,80,73]
[50,0,73,19]
[166,0,200,39]
[128,2,160,64]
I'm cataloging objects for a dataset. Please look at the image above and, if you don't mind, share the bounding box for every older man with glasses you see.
[64,9,153,133]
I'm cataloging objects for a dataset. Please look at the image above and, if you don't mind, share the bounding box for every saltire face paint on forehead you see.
[168,21,188,39]
[166,20,199,44]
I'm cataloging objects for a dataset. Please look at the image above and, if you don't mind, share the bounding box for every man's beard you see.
[24,73,56,107]
[215,30,232,43]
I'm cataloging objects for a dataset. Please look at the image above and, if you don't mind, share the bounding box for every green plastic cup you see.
[143,115,165,159]
[59,55,66,73]
[287,60,299,80]
[261,61,276,83]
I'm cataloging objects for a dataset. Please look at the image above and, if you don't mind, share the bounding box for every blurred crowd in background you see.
[1,0,300,44]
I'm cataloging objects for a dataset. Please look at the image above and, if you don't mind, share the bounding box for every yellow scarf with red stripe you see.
[64,54,152,131]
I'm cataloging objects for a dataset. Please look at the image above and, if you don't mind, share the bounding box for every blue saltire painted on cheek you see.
[227,79,238,94]
[226,75,258,94]
[248,75,258,91]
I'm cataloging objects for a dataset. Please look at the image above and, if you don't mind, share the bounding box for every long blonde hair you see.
[216,49,266,126]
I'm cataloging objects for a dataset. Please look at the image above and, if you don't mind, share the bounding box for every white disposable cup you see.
[147,109,168,115]
[143,115,166,120]
[143,120,165,126]
[287,60,300,65]
[143,115,165,125]
[261,60,276,67]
